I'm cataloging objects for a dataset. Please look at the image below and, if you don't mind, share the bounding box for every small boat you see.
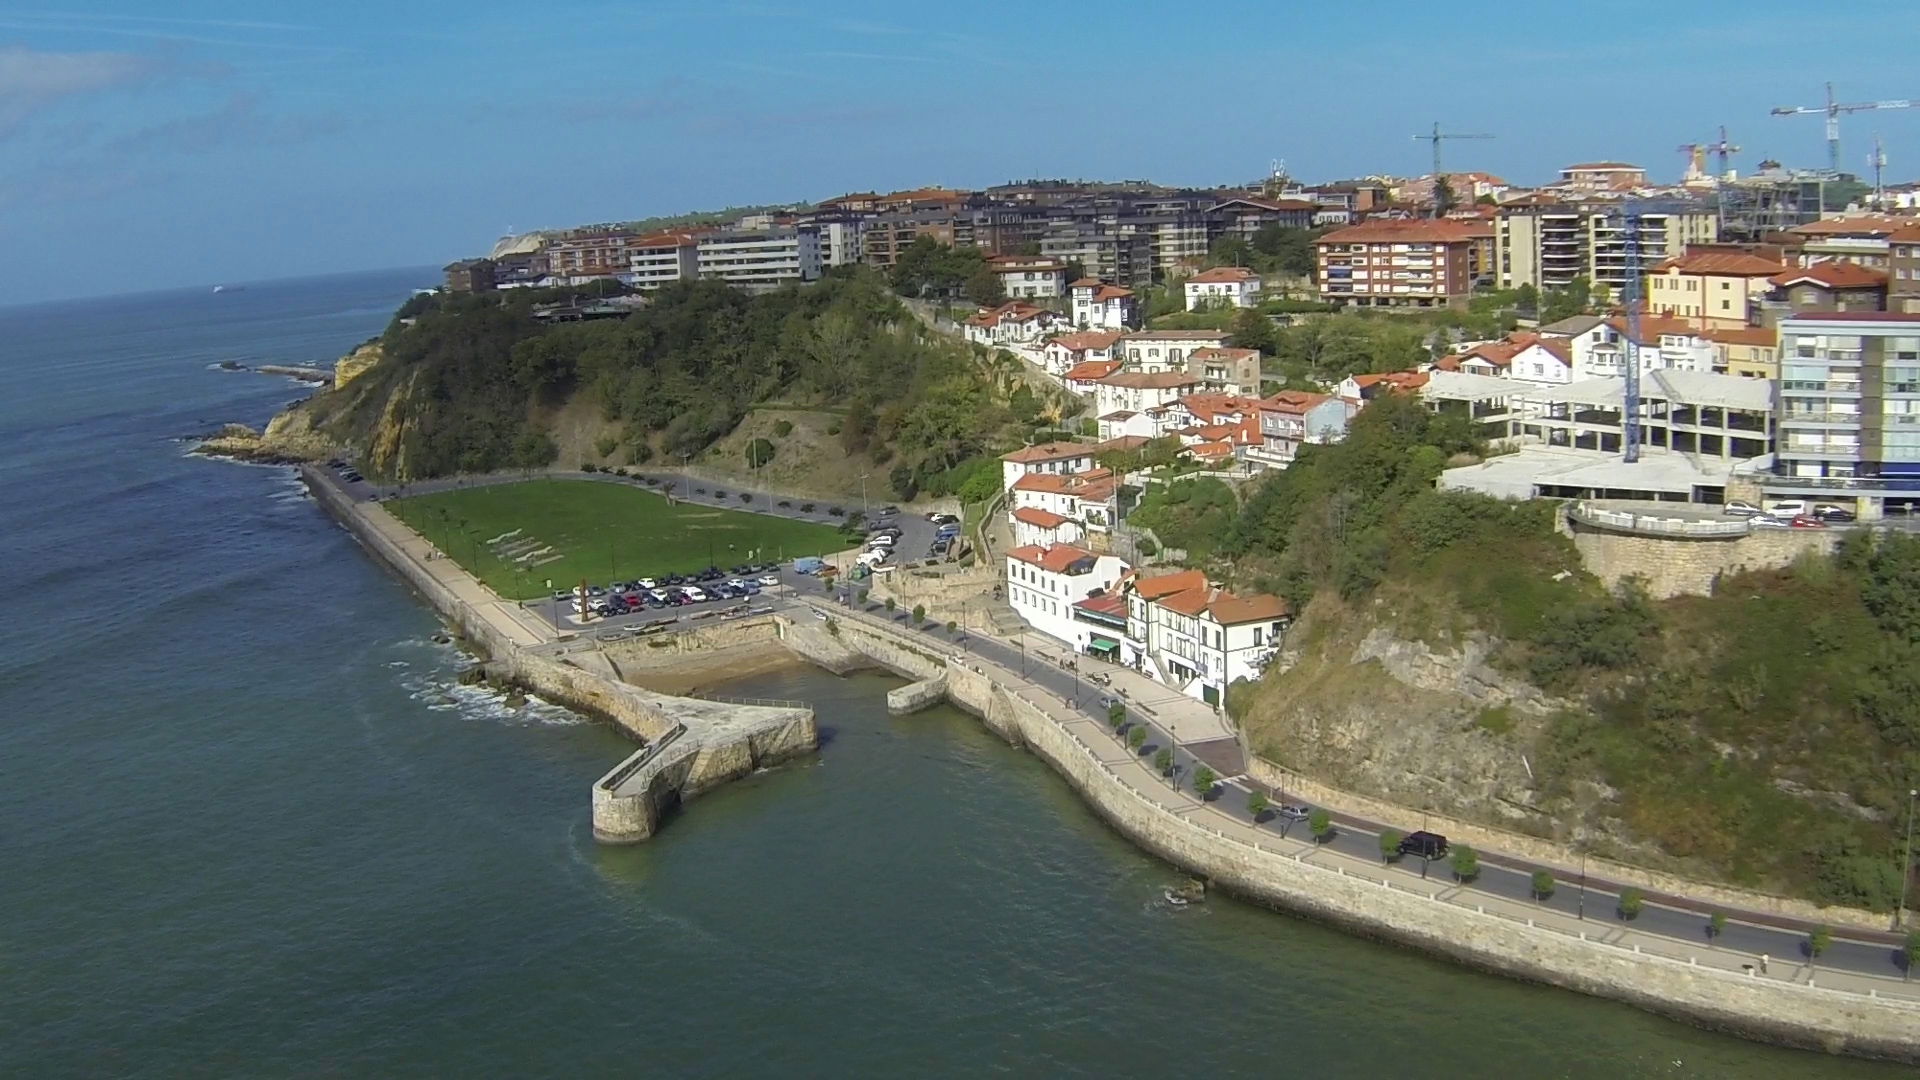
[212,284,225,294]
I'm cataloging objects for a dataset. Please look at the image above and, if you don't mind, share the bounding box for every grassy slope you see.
[386,479,846,599]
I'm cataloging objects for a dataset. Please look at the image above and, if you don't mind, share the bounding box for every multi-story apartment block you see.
[1645,251,1784,330]
[988,255,1068,298]
[1891,225,1920,314]
[1005,544,1130,651]
[443,258,495,292]
[545,231,641,279]
[1184,267,1261,310]
[1496,202,1718,292]
[1767,313,1920,511]
[1120,569,1291,707]
[1556,161,1648,192]
[695,225,821,293]
[959,204,1057,256]
[1069,278,1138,330]
[812,218,865,267]
[1045,226,1153,289]
[1209,196,1318,239]
[1764,262,1889,318]
[626,233,699,290]
[1787,215,1910,272]
[1009,468,1121,535]
[1093,371,1200,418]
[862,212,957,268]
[1315,218,1490,309]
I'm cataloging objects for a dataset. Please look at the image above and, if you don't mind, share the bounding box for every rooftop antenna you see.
[1412,122,1493,217]
[1872,135,1888,207]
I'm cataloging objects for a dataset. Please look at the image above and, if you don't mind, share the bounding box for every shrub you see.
[1108,700,1126,729]
[581,462,598,472]
[745,438,775,468]
[826,420,842,435]
[1128,725,1147,751]
[1154,747,1174,775]
[772,419,794,438]
[1308,808,1332,844]
[911,603,926,624]
[595,435,618,457]
[1379,828,1403,862]
[1708,911,1727,940]
[1530,870,1555,901]
[1618,887,1644,920]
[1191,764,1217,796]
[1808,925,1833,963]
[1136,537,1158,557]
[1450,845,1479,883]
[884,597,897,613]
[1247,790,1269,819]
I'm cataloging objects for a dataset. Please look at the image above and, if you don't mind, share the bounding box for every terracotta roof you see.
[1073,593,1128,619]
[1704,327,1778,347]
[1769,261,1889,289]
[1122,329,1230,342]
[1177,393,1264,422]
[1100,370,1202,389]
[1187,346,1259,361]
[1131,569,1208,600]
[1006,543,1098,574]
[1602,313,1702,345]
[1012,468,1118,501]
[1187,267,1260,284]
[1789,215,1913,237]
[1154,583,1290,623]
[1348,371,1429,392]
[1049,330,1124,351]
[1260,389,1332,414]
[1012,507,1071,529]
[1001,440,1093,464]
[1188,440,1234,459]
[1315,218,1492,244]
[1651,251,1786,276]
[1063,359,1124,381]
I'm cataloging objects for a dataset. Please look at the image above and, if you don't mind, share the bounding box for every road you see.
[823,593,1919,984]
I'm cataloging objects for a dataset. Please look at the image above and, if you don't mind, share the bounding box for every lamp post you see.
[859,472,870,520]
[1578,848,1588,921]
[1167,718,1178,791]
[1899,788,1918,930]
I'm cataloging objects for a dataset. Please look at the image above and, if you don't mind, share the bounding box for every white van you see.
[868,533,895,547]
[1764,499,1808,516]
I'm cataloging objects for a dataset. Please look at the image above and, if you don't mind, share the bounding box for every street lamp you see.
[1899,788,1918,930]
[859,472,870,520]
[1167,718,1178,791]
[1578,848,1588,921]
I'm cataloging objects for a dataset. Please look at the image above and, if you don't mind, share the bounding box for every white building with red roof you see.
[1119,570,1291,705]
[1184,266,1262,310]
[1436,332,1575,385]
[1000,440,1096,493]
[1093,369,1202,419]
[1070,278,1139,330]
[1247,390,1352,470]
[1009,467,1120,535]
[1042,329,1124,377]
[963,300,1069,348]
[1010,506,1084,548]
[988,255,1069,299]
[1005,543,1130,650]
[1063,358,1123,395]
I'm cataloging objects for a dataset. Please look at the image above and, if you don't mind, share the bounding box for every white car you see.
[682,586,708,602]
[868,533,895,547]
[1722,500,1761,516]
[758,575,780,587]
[1765,500,1808,517]
[1749,514,1790,529]
[635,577,657,589]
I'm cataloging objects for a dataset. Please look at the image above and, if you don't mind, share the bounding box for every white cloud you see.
[0,44,160,134]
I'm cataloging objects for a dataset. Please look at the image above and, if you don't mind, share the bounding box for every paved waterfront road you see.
[835,594,1918,984]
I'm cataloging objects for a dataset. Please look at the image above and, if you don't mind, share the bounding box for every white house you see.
[990,256,1069,299]
[1553,314,1714,380]
[1006,543,1130,650]
[1070,278,1139,330]
[1064,359,1123,395]
[963,301,1068,348]
[1120,570,1292,707]
[1009,467,1120,534]
[1042,330,1123,377]
[1000,440,1097,494]
[1247,390,1352,471]
[1438,333,1574,386]
[1117,330,1230,372]
[1094,370,1201,419]
[1011,506,1085,548]
[1184,266,1262,310]
[1096,409,1160,442]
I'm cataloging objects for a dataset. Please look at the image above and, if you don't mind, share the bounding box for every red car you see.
[1790,514,1828,529]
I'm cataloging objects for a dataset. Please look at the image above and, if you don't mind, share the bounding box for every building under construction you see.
[1717,164,1850,239]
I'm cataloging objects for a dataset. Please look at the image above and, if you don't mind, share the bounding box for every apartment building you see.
[988,255,1068,298]
[813,219,865,267]
[1314,218,1491,309]
[1043,224,1152,288]
[443,258,495,292]
[1644,251,1784,329]
[545,231,642,279]
[1892,225,1920,313]
[626,233,699,290]
[1006,544,1130,650]
[1209,196,1317,239]
[695,226,821,292]
[1118,329,1229,371]
[1787,215,1910,272]
[1041,330,1123,377]
[1496,202,1718,292]
[1184,267,1261,310]
[1093,371,1200,426]
[1011,507,1084,549]
[1557,162,1647,192]
[1765,262,1890,317]
[1767,312,1920,511]
[1120,570,1290,707]
[862,212,956,268]
[1009,468,1121,535]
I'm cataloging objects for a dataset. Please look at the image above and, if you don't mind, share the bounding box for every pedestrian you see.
[1759,953,1769,975]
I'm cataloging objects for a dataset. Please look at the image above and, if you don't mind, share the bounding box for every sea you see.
[0,269,1903,1078]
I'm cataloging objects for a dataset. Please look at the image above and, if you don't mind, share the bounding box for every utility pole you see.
[1411,121,1493,217]
[1900,788,1918,930]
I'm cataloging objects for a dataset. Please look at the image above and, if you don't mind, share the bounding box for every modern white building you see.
[1000,441,1097,493]
[1011,506,1084,548]
[1120,570,1291,707]
[1006,543,1130,650]
[990,256,1069,299]
[695,226,822,292]
[627,233,700,290]
[1184,266,1262,310]
[816,220,865,267]
[1070,278,1138,330]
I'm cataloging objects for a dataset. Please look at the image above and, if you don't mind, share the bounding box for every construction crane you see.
[1412,121,1493,217]
[1771,83,1916,173]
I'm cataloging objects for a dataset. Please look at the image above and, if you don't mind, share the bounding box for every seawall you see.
[795,602,1920,1064]
[300,466,819,843]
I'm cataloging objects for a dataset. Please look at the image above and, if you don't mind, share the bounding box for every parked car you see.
[1814,504,1856,522]
[683,587,708,602]
[1275,803,1311,822]
[608,581,630,593]
[1791,514,1828,529]
[552,590,572,603]
[879,505,899,516]
[869,534,895,547]
[586,585,606,597]
[635,577,657,589]
[927,512,958,524]
[1749,514,1789,529]
[1721,500,1762,516]
[1398,831,1449,860]
[1765,499,1809,517]
[777,500,792,508]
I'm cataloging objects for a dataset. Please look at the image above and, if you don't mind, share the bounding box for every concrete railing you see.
[597,723,687,792]
[1568,502,1750,538]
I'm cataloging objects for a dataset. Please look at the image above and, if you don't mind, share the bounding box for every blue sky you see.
[2,0,1917,303]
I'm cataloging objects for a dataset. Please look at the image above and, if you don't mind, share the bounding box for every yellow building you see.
[1703,326,1778,379]
[1644,251,1785,331]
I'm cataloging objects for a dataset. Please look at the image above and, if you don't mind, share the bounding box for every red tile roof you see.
[1063,359,1124,382]
[1073,592,1128,619]
[1704,327,1778,347]
[1789,215,1914,237]
[1652,251,1787,276]
[1153,582,1290,623]
[1131,569,1208,600]
[1049,330,1124,351]
[1006,543,1097,574]
[1769,261,1889,289]
[1012,507,1070,529]
[1012,468,1118,501]
[1187,346,1259,362]
[1187,267,1260,284]
[1001,440,1093,464]
[1099,371,1202,389]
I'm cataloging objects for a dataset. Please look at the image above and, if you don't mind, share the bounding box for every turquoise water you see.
[0,271,1904,1077]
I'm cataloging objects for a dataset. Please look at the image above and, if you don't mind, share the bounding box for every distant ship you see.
[212,285,246,294]
[213,285,225,294]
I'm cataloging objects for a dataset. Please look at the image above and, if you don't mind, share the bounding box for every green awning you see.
[1088,638,1120,655]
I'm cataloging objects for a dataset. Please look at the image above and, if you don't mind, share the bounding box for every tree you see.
[1530,870,1556,902]
[1191,764,1218,797]
[744,438,775,468]
[1309,807,1333,845]
[1449,844,1479,883]
[884,597,897,613]
[945,619,957,636]
[1540,276,1594,323]
[1379,828,1403,863]
[1247,790,1270,820]
[1708,911,1727,942]
[1108,700,1126,730]
[1514,283,1539,315]
[856,588,870,607]
[1618,887,1644,920]
[965,265,1006,308]
[1433,175,1457,216]
[1906,929,1920,981]
[911,603,926,625]
[1228,306,1277,353]
[1153,747,1174,776]
[1127,725,1147,752]
[1808,925,1832,965]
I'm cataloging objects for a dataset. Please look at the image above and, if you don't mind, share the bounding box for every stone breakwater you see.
[789,607,1920,1065]
[299,466,817,843]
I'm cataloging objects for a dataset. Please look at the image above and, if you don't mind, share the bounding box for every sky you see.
[3,0,1919,303]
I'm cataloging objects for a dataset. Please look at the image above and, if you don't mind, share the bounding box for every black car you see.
[879,505,899,516]
[1815,507,1857,522]
[1398,831,1449,860]
[664,574,685,586]
[732,564,753,575]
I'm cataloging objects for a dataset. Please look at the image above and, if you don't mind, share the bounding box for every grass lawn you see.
[385,479,849,599]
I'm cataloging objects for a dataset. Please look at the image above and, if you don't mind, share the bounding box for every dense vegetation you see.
[1219,394,1919,908]
[320,269,1059,484]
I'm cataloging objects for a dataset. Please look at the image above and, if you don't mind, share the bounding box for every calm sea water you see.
[0,270,1903,1078]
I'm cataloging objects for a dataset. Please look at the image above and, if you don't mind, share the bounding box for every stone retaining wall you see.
[1562,509,1837,599]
